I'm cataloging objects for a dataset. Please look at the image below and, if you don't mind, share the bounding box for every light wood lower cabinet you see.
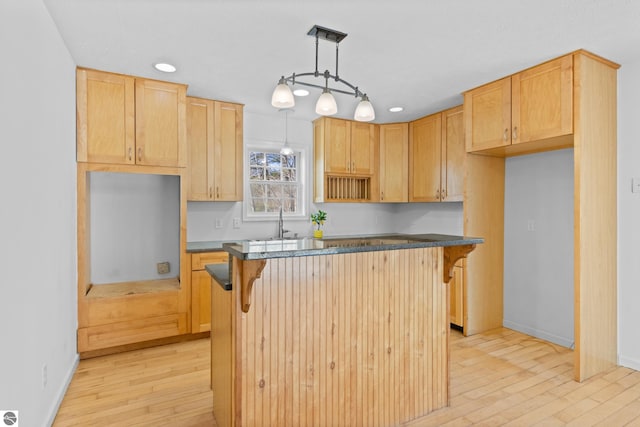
[77,278,188,353]
[449,261,464,328]
[191,251,229,333]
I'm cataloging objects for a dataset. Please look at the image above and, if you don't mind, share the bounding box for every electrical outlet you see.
[233,217,241,228]
[157,261,170,274]
[527,220,535,232]
[215,218,223,229]
[42,364,47,389]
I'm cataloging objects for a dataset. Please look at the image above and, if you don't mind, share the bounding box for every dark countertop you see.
[206,263,232,291]
[223,233,483,261]
[186,240,237,253]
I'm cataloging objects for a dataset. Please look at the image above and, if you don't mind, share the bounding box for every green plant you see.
[310,210,327,230]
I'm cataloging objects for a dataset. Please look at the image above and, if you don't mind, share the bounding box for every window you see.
[244,143,307,220]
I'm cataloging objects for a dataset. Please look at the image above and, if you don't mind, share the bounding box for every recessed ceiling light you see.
[389,107,404,113]
[293,88,309,97]
[154,63,176,73]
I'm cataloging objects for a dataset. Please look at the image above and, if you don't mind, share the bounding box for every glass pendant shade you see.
[280,142,294,156]
[315,89,338,116]
[271,78,295,108]
[354,95,375,122]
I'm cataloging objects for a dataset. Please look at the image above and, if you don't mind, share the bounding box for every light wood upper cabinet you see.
[379,123,408,202]
[409,112,441,202]
[77,68,187,167]
[465,55,573,154]
[441,106,464,201]
[464,77,511,152]
[409,105,463,202]
[187,97,243,201]
[323,118,351,174]
[135,79,187,167]
[350,121,378,175]
[76,69,135,164]
[320,118,376,175]
[215,102,243,201]
[512,55,573,144]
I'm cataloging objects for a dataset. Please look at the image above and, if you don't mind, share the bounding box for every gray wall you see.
[618,57,640,370]
[503,149,574,347]
[0,1,78,425]
[90,173,180,284]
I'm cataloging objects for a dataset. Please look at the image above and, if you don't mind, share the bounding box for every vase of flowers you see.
[310,210,327,238]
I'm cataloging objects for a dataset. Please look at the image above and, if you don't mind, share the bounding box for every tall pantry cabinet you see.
[462,50,618,381]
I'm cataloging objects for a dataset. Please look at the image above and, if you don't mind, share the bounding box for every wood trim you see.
[239,258,267,313]
[463,153,505,335]
[442,244,475,283]
[573,51,618,381]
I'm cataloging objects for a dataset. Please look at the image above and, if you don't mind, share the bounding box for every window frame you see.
[243,140,309,222]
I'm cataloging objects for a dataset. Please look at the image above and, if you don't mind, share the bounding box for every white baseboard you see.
[45,354,79,427]
[503,320,574,349]
[619,355,640,372]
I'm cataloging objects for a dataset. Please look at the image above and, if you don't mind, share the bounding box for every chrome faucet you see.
[278,207,289,239]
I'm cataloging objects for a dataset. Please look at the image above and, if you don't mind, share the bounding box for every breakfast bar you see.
[210,234,482,427]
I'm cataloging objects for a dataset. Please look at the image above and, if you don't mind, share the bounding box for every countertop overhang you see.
[223,233,483,261]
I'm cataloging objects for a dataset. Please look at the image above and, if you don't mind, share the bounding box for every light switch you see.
[632,177,640,193]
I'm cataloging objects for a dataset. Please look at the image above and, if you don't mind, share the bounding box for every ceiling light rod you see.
[271,25,375,122]
[280,25,363,99]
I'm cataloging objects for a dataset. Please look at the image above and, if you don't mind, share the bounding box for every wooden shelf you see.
[87,277,180,298]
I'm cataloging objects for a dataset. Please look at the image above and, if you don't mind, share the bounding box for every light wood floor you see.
[54,328,640,426]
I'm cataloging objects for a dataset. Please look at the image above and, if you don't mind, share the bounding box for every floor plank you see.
[54,328,640,426]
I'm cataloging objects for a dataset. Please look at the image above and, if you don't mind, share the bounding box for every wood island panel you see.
[220,247,451,427]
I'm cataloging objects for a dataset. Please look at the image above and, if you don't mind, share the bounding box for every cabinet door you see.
[449,264,464,327]
[441,106,464,202]
[323,118,351,174]
[76,69,135,164]
[191,270,212,333]
[464,77,511,152]
[191,251,228,333]
[379,123,408,202]
[214,102,243,201]
[350,122,377,175]
[409,113,442,202]
[512,55,573,144]
[135,78,187,167]
[187,97,215,200]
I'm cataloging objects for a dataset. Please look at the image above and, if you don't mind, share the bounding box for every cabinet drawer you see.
[192,251,229,270]
[78,313,188,352]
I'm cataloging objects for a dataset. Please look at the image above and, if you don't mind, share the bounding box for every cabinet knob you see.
[216,186,220,199]
[381,191,384,201]
[137,147,142,162]
[436,189,441,199]
[512,126,518,141]
[128,147,132,161]
[209,187,212,199]
[503,129,509,142]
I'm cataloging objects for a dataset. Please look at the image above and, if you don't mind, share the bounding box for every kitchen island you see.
[210,234,481,427]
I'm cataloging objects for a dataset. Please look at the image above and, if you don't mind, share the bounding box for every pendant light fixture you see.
[271,25,375,122]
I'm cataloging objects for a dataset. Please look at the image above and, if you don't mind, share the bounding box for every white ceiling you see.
[44,0,640,123]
